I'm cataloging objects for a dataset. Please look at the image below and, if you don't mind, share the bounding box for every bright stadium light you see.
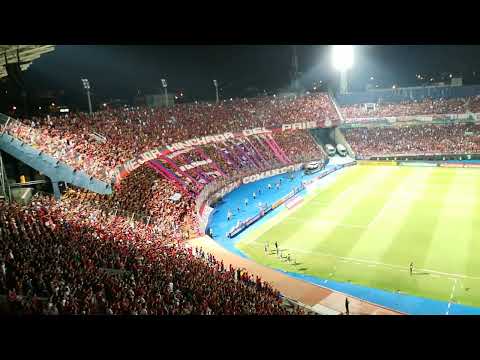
[213,79,219,103]
[161,79,168,107]
[331,45,354,94]
[81,78,93,115]
[331,45,354,72]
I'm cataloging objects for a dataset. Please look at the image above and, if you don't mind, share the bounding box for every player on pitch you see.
[410,262,414,276]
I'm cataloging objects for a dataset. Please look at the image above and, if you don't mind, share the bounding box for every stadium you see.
[1,44,480,315]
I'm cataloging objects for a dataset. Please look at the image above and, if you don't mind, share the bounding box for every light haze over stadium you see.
[1,45,480,315]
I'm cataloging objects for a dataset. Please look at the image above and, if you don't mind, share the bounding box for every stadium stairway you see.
[0,151,10,201]
[328,92,355,157]
[0,132,112,198]
[309,128,331,149]
[309,126,355,159]
[332,127,355,158]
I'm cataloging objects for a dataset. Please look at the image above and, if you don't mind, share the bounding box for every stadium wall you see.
[357,160,397,166]
[358,158,480,169]
[197,163,304,234]
[113,120,339,184]
[224,161,357,239]
[0,132,112,196]
[335,84,480,105]
[341,112,479,128]
[364,154,480,162]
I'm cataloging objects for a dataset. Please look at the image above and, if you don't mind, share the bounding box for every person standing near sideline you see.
[410,262,414,276]
[275,241,279,256]
[345,297,350,315]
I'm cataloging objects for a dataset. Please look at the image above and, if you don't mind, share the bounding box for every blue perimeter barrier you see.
[226,160,357,238]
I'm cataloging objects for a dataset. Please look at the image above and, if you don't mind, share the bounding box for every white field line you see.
[450,279,457,301]
[285,217,367,229]
[240,171,362,246]
[366,173,425,227]
[248,242,480,281]
[365,168,445,228]
[446,279,458,315]
[288,197,473,230]
[242,174,383,245]
[311,194,478,209]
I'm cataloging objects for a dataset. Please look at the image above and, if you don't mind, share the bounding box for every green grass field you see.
[237,165,480,308]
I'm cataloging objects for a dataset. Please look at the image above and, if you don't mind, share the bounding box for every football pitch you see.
[236,165,480,309]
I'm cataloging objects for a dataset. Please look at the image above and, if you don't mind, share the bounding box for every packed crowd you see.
[142,130,325,196]
[470,95,480,113]
[340,97,469,120]
[107,166,197,237]
[344,123,480,157]
[0,93,336,315]
[202,135,285,179]
[5,93,338,182]
[0,191,303,315]
[272,130,325,164]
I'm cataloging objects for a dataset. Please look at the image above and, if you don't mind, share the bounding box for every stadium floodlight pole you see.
[213,79,219,103]
[81,78,93,115]
[331,45,354,95]
[161,78,168,107]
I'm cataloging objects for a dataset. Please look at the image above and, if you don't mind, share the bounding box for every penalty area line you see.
[246,242,480,280]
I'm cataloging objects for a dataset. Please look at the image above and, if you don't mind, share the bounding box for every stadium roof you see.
[0,45,55,79]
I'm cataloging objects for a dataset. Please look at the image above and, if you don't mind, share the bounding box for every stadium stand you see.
[343,123,480,157]
[0,93,340,315]
[337,94,480,158]
[470,95,480,113]
[5,84,480,314]
[340,97,470,121]
[4,93,338,182]
[0,192,305,315]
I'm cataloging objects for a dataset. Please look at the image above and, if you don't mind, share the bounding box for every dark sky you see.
[3,45,480,112]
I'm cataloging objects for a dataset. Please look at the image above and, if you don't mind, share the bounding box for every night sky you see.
[2,45,480,113]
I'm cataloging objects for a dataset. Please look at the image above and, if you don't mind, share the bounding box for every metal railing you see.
[0,151,11,202]
[0,113,10,136]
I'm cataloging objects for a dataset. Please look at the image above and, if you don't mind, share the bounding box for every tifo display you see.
[3,70,480,316]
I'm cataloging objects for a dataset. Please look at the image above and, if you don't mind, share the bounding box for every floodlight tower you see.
[291,45,299,92]
[81,78,93,114]
[213,79,219,103]
[331,45,354,94]
[161,78,168,107]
